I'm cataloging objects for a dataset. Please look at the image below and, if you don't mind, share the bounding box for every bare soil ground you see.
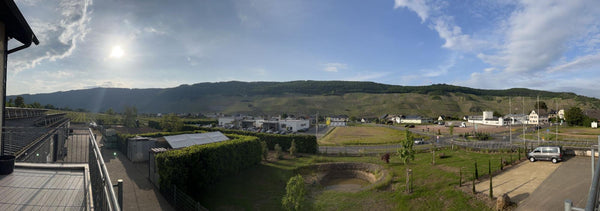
[412,124,512,135]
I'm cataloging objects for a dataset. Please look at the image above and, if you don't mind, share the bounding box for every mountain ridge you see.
[9,81,599,117]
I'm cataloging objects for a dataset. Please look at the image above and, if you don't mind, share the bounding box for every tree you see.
[29,102,42,108]
[349,116,358,122]
[261,141,268,161]
[274,144,283,160]
[105,108,115,115]
[534,101,548,111]
[565,107,585,126]
[123,106,138,128]
[282,174,306,211]
[397,130,415,165]
[289,140,297,157]
[14,96,25,108]
[6,99,13,107]
[44,104,55,109]
[281,113,288,119]
[160,114,183,132]
[493,111,503,117]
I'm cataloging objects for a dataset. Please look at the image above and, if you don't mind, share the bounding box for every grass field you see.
[198,149,520,210]
[521,126,600,142]
[319,126,424,146]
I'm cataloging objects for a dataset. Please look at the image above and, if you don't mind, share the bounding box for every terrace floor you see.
[0,164,88,210]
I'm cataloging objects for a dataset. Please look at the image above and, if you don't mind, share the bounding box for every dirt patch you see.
[412,124,511,135]
[299,162,389,192]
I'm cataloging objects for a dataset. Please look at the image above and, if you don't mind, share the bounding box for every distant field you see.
[520,126,600,144]
[319,126,416,146]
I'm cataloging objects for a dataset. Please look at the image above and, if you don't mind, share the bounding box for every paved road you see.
[96,133,174,211]
[517,156,592,211]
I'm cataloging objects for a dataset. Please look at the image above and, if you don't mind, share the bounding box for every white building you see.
[400,115,433,124]
[592,121,598,129]
[528,110,548,125]
[467,111,504,126]
[327,115,349,127]
[218,117,236,126]
[279,119,310,132]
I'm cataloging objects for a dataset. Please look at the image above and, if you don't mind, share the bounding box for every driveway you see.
[475,156,592,210]
[475,159,561,206]
[517,156,591,211]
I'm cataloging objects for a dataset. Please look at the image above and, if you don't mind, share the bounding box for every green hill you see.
[9,81,600,118]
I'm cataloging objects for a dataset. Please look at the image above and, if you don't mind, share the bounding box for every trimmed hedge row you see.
[155,134,262,194]
[199,127,318,154]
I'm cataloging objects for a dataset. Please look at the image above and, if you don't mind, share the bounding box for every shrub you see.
[275,144,283,159]
[261,141,268,161]
[155,134,262,194]
[282,175,306,211]
[289,140,297,157]
[381,153,390,163]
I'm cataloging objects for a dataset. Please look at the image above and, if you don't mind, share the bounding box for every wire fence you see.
[161,185,208,211]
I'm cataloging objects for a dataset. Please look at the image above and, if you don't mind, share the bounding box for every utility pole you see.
[523,97,526,146]
[315,112,319,140]
[535,95,541,145]
[509,97,512,145]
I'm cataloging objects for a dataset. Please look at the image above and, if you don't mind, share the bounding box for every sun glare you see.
[110,45,124,58]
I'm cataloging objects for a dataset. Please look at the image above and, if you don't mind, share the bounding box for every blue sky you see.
[7,0,600,98]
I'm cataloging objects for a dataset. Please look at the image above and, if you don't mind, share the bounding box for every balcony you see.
[0,110,120,210]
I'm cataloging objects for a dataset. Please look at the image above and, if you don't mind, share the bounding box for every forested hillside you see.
[9,81,600,117]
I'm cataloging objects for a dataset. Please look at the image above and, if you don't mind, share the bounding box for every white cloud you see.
[548,53,600,73]
[322,63,347,72]
[482,0,600,73]
[431,17,486,51]
[394,0,430,22]
[9,0,92,73]
[394,0,486,52]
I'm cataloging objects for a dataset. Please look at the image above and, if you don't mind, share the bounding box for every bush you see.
[289,140,297,157]
[155,134,262,194]
[282,175,306,211]
[275,144,283,159]
[261,141,268,161]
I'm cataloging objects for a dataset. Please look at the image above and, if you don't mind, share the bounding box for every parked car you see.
[414,139,424,145]
[527,146,563,163]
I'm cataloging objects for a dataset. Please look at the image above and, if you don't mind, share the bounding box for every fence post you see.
[113,179,123,209]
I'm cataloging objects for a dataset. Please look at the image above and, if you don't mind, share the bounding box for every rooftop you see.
[163,131,230,149]
[0,163,90,210]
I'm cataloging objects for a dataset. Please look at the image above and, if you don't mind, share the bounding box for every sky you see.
[7,0,600,98]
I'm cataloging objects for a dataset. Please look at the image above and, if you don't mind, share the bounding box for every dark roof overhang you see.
[0,0,39,53]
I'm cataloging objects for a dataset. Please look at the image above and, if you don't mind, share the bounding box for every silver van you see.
[527,146,563,163]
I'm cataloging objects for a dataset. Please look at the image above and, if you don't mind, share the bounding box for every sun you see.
[109,45,124,58]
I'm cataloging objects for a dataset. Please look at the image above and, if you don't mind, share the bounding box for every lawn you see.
[319,126,424,146]
[198,149,520,210]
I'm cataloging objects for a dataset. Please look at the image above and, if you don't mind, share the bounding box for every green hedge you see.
[198,127,318,154]
[115,126,318,154]
[155,134,262,194]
